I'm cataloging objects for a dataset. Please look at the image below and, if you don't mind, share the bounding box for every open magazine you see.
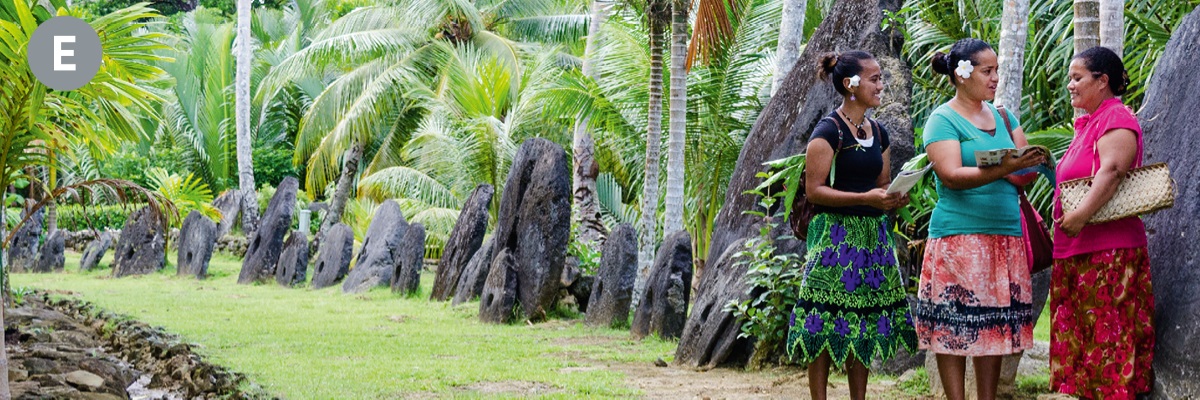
[974,145,1056,169]
[887,162,934,194]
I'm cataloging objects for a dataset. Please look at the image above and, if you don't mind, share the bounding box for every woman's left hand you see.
[892,193,910,209]
[1056,211,1086,237]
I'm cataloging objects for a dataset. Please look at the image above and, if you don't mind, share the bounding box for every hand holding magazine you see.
[974,145,1055,168]
[887,162,934,194]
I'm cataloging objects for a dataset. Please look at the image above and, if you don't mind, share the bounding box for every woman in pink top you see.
[1049,46,1154,400]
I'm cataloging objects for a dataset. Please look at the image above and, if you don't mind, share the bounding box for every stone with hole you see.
[112,207,166,278]
[9,207,43,273]
[311,223,353,289]
[33,230,65,273]
[342,200,408,293]
[238,177,297,284]
[451,238,495,306]
[176,210,217,279]
[431,184,493,301]
[276,231,309,287]
[631,230,693,340]
[79,232,113,271]
[479,249,519,324]
[391,223,425,295]
[585,223,637,328]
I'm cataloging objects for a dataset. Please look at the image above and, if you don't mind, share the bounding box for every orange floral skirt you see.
[1050,247,1154,400]
[914,234,1034,356]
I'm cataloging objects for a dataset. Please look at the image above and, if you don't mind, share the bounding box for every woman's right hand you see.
[863,188,901,210]
[999,150,1045,174]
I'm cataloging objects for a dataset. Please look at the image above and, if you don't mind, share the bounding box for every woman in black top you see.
[784,50,918,400]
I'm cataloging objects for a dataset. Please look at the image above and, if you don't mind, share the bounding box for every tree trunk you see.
[1099,0,1124,58]
[0,223,10,400]
[321,142,364,235]
[995,0,1029,111]
[236,0,259,235]
[1074,0,1100,117]
[771,0,807,95]
[663,0,688,236]
[45,163,56,234]
[994,5,1040,391]
[1074,0,1100,55]
[572,0,610,246]
[634,2,669,309]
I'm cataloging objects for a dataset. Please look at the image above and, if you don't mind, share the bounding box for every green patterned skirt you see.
[786,212,918,366]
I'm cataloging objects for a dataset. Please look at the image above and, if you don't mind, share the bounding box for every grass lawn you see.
[13,250,678,399]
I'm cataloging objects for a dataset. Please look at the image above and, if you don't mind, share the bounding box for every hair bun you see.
[818,52,839,80]
[931,52,951,75]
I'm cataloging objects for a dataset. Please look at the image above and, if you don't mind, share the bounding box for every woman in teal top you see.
[914,38,1045,400]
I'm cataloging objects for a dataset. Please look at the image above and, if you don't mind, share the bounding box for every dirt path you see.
[552,334,919,400]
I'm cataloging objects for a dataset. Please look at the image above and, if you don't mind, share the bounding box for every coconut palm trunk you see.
[771,0,806,95]
[236,0,258,234]
[663,0,688,236]
[634,1,670,307]
[320,142,364,235]
[572,0,611,246]
[995,0,1029,110]
[1099,0,1123,57]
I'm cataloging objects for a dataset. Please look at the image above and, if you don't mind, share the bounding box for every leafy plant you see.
[725,182,803,352]
[54,204,143,231]
[567,219,603,275]
[146,168,221,227]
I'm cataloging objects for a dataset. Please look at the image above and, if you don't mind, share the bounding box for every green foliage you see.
[898,367,931,396]
[567,219,603,275]
[755,153,807,224]
[904,0,1200,131]
[726,186,803,346]
[10,286,31,306]
[252,139,301,190]
[54,204,142,231]
[146,168,221,227]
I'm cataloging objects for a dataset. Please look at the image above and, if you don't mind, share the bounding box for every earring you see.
[850,93,856,101]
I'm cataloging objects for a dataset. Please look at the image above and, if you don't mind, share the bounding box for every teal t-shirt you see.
[923,102,1022,239]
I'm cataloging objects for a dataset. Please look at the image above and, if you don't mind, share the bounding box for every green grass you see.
[1034,301,1051,343]
[14,250,679,399]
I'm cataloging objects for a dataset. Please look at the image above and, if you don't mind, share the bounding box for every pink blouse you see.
[1052,97,1148,259]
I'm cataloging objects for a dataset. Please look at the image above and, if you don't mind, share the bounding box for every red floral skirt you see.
[915,234,1034,356]
[1050,247,1154,400]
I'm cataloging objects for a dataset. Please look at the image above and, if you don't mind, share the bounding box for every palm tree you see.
[571,0,611,247]
[772,0,806,95]
[236,0,258,233]
[538,0,780,270]
[1100,0,1123,56]
[662,0,688,236]
[995,0,1029,110]
[260,0,588,236]
[635,0,670,304]
[0,2,172,397]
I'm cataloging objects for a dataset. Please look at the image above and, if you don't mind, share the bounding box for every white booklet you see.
[887,162,934,194]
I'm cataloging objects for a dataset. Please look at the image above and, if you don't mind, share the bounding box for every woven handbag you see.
[1059,162,1175,224]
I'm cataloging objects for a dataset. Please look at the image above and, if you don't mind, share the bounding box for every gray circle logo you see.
[27,16,102,91]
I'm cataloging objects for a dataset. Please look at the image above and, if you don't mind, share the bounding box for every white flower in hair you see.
[955,60,974,79]
[848,75,861,88]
